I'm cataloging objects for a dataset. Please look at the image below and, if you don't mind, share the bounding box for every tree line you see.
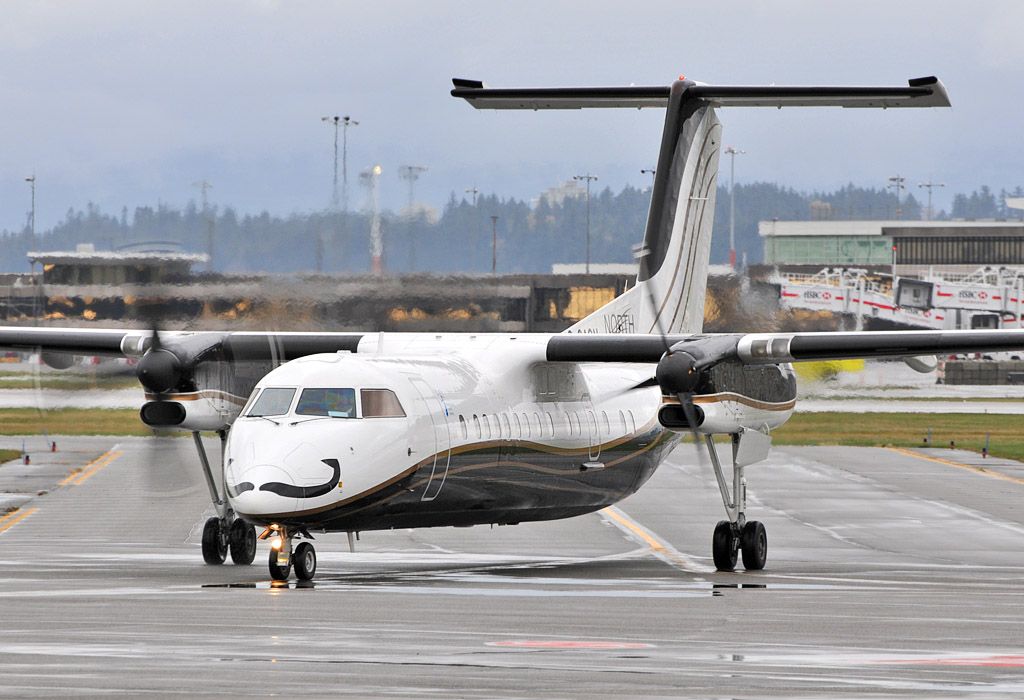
[2,182,1021,275]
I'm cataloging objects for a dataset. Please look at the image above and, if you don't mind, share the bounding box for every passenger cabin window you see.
[473,414,481,439]
[482,414,491,439]
[501,413,511,438]
[296,388,357,417]
[361,389,406,418]
[247,388,295,417]
[546,412,555,437]
[601,411,611,436]
[513,413,522,438]
[459,415,468,439]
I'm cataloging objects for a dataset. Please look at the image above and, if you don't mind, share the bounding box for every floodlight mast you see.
[724,146,745,269]
[399,165,428,214]
[918,180,945,221]
[573,173,598,274]
[888,174,906,219]
[322,115,359,211]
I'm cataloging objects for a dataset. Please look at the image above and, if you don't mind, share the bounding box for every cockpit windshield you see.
[296,388,357,418]
[247,387,296,417]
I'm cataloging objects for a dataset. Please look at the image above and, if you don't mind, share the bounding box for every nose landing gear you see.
[265,527,318,582]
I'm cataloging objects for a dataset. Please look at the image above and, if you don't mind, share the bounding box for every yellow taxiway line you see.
[600,505,712,573]
[888,447,1024,486]
[58,449,123,487]
[0,507,37,534]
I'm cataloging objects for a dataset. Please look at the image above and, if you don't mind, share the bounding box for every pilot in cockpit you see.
[327,391,355,418]
[296,388,356,418]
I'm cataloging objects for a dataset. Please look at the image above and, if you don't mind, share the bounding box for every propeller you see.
[135,324,181,398]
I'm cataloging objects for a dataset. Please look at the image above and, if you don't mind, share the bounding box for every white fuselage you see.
[220,333,794,532]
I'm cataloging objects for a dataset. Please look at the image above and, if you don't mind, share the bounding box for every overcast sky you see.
[2,1,1022,231]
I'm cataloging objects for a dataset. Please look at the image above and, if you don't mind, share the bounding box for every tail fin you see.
[452,76,950,336]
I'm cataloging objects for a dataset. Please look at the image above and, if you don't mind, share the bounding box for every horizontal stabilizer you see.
[451,76,950,110]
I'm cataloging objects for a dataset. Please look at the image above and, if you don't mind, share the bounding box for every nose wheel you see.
[294,542,317,581]
[266,529,318,582]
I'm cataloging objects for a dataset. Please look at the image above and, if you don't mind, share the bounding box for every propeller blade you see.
[677,391,707,466]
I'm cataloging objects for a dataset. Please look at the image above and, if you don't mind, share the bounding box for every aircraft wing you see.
[0,327,364,361]
[0,327,133,356]
[546,329,1024,365]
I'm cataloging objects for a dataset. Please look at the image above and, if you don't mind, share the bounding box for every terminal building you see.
[759,220,1024,275]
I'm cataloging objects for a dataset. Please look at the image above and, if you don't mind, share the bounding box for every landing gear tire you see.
[268,547,291,581]
[201,517,228,565]
[229,519,257,565]
[712,520,738,571]
[294,542,317,582]
[740,520,767,571]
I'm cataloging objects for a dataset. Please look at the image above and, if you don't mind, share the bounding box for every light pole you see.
[321,115,358,211]
[192,180,214,270]
[640,168,656,189]
[465,186,479,207]
[724,146,745,269]
[918,180,945,221]
[25,175,35,241]
[887,174,906,219]
[398,165,428,216]
[573,173,598,274]
[490,215,499,275]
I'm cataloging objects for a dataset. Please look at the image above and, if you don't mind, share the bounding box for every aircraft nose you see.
[228,465,298,517]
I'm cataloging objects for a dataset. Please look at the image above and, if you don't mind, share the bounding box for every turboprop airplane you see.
[4,74,1023,583]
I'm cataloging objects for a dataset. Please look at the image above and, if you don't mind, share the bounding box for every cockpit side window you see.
[296,388,357,418]
[361,389,406,418]
[247,387,296,417]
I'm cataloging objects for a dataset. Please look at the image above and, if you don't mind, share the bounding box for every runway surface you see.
[2,435,1024,697]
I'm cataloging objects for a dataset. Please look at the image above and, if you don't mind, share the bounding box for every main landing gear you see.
[201,516,257,565]
[266,526,317,582]
[703,431,769,572]
[194,430,257,567]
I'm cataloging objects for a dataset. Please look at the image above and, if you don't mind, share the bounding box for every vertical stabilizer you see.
[566,80,721,335]
[451,75,950,336]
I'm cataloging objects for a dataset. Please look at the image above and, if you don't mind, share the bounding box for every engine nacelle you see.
[659,396,794,434]
[140,395,231,431]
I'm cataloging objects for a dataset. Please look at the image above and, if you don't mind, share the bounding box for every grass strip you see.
[775,412,1024,462]
[0,408,151,436]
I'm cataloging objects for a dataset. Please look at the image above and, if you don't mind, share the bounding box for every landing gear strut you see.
[194,430,256,566]
[704,432,768,572]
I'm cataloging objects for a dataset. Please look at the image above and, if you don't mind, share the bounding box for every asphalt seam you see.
[887,447,1024,486]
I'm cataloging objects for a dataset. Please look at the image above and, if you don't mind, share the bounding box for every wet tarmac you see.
[1,435,1024,697]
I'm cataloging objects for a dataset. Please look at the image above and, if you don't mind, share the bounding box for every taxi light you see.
[270,536,283,550]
